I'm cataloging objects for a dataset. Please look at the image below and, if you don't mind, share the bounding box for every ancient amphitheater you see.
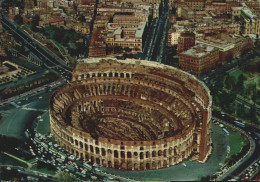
[49,58,212,171]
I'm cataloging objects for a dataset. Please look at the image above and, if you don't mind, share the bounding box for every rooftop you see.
[181,44,217,58]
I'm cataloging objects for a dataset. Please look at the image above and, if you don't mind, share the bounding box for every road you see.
[142,0,169,63]
[213,110,260,181]
[0,11,72,81]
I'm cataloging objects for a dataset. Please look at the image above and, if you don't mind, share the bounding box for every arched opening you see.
[115,72,118,77]
[163,149,167,157]
[169,147,173,155]
[140,163,144,170]
[114,150,118,158]
[120,73,124,78]
[109,72,113,77]
[102,148,106,156]
[163,160,167,167]
[146,151,150,158]
[146,163,150,170]
[80,142,83,149]
[75,140,78,146]
[152,162,156,169]
[108,161,112,168]
[121,151,125,158]
[158,150,162,157]
[134,163,138,170]
[127,152,132,158]
[127,162,132,170]
[90,145,94,153]
[102,159,106,167]
[152,151,156,157]
[85,144,88,151]
[91,156,94,163]
[134,152,138,158]
[95,147,100,154]
[140,152,144,159]
[96,158,100,165]
[85,154,89,160]
[114,161,120,169]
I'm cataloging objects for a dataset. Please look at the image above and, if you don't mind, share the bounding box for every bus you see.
[223,128,229,136]
[234,121,245,128]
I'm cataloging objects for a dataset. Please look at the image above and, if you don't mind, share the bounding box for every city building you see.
[88,28,107,57]
[105,22,146,53]
[49,58,212,171]
[196,33,253,63]
[177,32,195,52]
[179,44,219,76]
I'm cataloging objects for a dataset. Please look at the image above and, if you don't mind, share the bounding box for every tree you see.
[250,103,257,124]
[78,15,86,22]
[14,14,23,25]
[225,75,236,90]
[54,171,77,182]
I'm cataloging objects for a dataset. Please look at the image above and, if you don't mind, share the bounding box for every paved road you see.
[0,11,72,81]
[213,110,260,181]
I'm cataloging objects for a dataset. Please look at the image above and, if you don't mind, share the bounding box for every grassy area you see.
[227,128,247,157]
[0,153,28,168]
[229,70,248,80]
[31,164,56,175]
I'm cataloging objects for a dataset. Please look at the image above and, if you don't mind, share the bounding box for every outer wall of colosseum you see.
[49,58,212,171]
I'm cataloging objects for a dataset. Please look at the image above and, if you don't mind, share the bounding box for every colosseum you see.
[49,58,212,171]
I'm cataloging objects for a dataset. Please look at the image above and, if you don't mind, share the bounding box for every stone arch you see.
[158,161,161,168]
[102,148,106,156]
[102,159,106,167]
[158,150,162,157]
[90,145,94,153]
[134,163,138,170]
[121,162,126,169]
[114,150,118,158]
[96,158,100,165]
[169,147,173,155]
[114,160,120,169]
[91,156,94,163]
[121,151,125,158]
[140,152,144,159]
[75,139,78,146]
[85,144,88,151]
[146,151,150,158]
[152,162,156,169]
[163,149,167,157]
[127,152,132,158]
[95,147,100,154]
[76,150,79,157]
[134,151,138,158]
[115,72,118,77]
[152,151,156,157]
[80,141,83,148]
[108,161,112,168]
[127,162,132,170]
[146,163,151,170]
[163,160,167,167]
[85,154,89,160]
[140,163,144,170]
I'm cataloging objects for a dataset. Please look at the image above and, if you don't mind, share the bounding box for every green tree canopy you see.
[14,14,23,25]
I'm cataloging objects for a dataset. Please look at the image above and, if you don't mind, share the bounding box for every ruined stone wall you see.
[49,58,212,170]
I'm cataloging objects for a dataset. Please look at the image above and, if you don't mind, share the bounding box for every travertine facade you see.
[49,58,212,171]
